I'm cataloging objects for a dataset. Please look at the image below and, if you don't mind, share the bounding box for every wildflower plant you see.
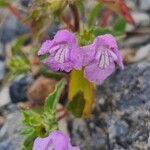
[0,0,135,149]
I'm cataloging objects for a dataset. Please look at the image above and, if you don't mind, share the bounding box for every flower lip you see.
[33,131,80,150]
[82,34,124,85]
[38,30,82,72]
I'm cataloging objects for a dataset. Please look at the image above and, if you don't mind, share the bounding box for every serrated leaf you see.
[88,3,102,27]
[22,110,41,126]
[44,79,66,112]
[113,17,126,33]
[23,130,36,150]
[92,28,124,37]
[93,28,111,36]
[68,70,95,118]
[42,112,58,134]
[67,91,85,117]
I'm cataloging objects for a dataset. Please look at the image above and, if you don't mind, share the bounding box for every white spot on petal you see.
[97,46,117,69]
[54,44,70,64]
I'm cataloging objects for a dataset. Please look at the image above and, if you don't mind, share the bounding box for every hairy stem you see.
[69,3,80,32]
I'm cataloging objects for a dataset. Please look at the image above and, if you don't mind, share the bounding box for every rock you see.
[0,60,5,81]
[69,62,150,150]
[131,44,150,62]
[69,119,108,150]
[9,76,33,103]
[0,85,11,107]
[0,15,29,44]
[20,0,30,7]
[48,22,60,39]
[121,35,150,48]
[0,116,5,128]
[132,12,150,27]
[27,76,56,105]
[0,111,22,150]
[121,43,150,64]
[0,42,4,57]
[140,0,150,11]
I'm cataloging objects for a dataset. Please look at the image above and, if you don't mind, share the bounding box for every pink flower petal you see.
[38,40,54,55]
[38,30,82,72]
[84,62,115,85]
[33,131,80,150]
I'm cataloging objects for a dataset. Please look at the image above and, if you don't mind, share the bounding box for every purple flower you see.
[81,34,124,85]
[33,131,80,150]
[38,30,81,72]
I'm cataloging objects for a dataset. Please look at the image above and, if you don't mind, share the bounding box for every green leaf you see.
[88,3,102,27]
[23,130,36,150]
[44,79,66,112]
[113,17,126,33]
[69,70,95,118]
[92,28,111,36]
[67,91,85,117]
[42,112,58,134]
[0,0,9,7]
[12,36,26,54]
[41,69,65,80]
[78,28,95,46]
[8,57,31,75]
[76,0,85,17]
[92,28,125,37]
[22,110,41,126]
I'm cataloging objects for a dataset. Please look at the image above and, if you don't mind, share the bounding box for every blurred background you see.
[0,0,150,149]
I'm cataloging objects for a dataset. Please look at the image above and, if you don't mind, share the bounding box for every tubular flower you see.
[81,34,124,85]
[38,30,81,72]
[33,131,80,150]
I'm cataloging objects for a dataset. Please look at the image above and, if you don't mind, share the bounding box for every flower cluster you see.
[33,131,80,150]
[38,30,124,85]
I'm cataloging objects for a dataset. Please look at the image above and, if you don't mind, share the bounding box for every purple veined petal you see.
[113,48,124,69]
[53,30,82,70]
[54,30,76,47]
[45,57,75,72]
[78,44,96,66]
[94,34,124,69]
[49,131,69,150]
[33,131,80,150]
[33,135,53,150]
[38,40,54,55]
[94,34,118,50]
[84,62,115,85]
[38,30,81,72]
[82,34,124,85]
[95,46,117,69]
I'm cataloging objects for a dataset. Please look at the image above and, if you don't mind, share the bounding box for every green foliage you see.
[76,0,85,17]
[92,28,111,36]
[21,79,66,149]
[78,28,95,46]
[92,26,126,38]
[67,91,85,117]
[88,3,102,27]
[68,70,95,118]
[8,57,30,75]
[0,0,9,7]
[24,0,67,44]
[44,79,66,112]
[113,17,127,33]
[7,37,31,76]
[41,69,65,80]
